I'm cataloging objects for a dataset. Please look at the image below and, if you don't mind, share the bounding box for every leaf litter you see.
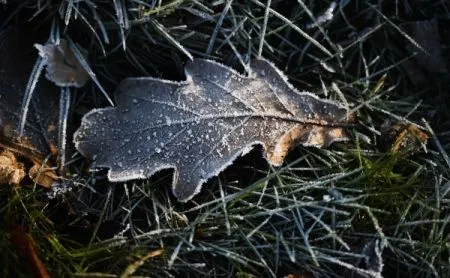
[0,27,59,187]
[0,150,25,185]
[75,58,354,201]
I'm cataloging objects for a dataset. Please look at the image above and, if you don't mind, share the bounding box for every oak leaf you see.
[74,59,353,201]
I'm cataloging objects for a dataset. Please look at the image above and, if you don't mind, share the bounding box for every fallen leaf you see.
[34,39,90,88]
[0,26,59,187]
[0,149,25,185]
[380,120,428,155]
[29,162,59,188]
[406,18,447,74]
[398,18,447,87]
[10,226,51,278]
[74,58,353,201]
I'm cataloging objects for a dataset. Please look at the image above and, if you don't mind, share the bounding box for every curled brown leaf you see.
[0,149,25,185]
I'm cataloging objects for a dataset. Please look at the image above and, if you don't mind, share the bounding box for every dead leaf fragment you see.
[35,39,90,88]
[29,163,58,188]
[380,120,428,155]
[406,18,447,74]
[0,149,25,184]
[74,58,353,201]
[10,226,51,278]
[398,18,447,87]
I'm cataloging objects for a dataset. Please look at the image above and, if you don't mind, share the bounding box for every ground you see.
[0,1,449,277]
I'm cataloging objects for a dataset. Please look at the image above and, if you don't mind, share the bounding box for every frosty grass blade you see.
[74,58,354,202]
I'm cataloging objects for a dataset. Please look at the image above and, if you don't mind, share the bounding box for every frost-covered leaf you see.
[406,18,447,74]
[74,58,353,201]
[34,39,89,88]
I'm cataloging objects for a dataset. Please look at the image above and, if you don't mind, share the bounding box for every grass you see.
[1,0,449,277]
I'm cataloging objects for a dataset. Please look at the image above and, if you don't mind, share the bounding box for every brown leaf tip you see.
[267,124,349,166]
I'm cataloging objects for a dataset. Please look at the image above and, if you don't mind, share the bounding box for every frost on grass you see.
[35,39,89,88]
[305,1,337,29]
[74,58,353,201]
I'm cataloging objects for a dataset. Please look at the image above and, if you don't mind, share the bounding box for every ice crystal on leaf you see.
[74,58,353,201]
